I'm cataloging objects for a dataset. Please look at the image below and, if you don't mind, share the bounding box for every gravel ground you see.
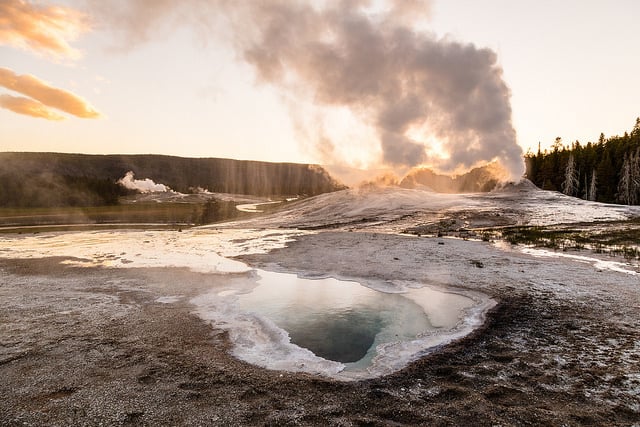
[1,224,639,425]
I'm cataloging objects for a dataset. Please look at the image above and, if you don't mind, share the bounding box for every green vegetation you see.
[484,220,640,259]
[525,117,640,204]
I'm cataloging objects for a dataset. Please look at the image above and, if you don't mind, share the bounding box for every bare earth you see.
[1,187,640,426]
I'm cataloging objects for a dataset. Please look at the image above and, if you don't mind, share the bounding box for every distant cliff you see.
[0,152,346,207]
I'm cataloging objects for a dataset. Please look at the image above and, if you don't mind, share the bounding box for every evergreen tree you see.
[616,150,640,205]
[596,149,616,202]
[588,170,597,202]
[631,148,640,203]
[561,154,579,196]
[524,118,640,205]
[618,154,634,204]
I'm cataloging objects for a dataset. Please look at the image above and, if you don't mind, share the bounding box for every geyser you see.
[89,0,525,181]
[228,0,524,180]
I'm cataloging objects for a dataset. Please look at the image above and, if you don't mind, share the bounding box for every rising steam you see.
[117,171,170,193]
[90,0,524,181]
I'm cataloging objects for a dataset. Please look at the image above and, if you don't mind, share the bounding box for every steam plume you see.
[0,0,89,59]
[117,171,171,193]
[90,0,524,180]
[0,94,64,120]
[225,1,523,179]
[0,67,101,118]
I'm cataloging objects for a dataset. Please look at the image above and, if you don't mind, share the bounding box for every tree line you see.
[525,118,640,205]
[0,174,132,208]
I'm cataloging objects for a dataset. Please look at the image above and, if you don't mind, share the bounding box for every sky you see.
[1,0,639,181]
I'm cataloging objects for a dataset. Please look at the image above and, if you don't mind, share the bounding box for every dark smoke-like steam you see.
[90,0,524,180]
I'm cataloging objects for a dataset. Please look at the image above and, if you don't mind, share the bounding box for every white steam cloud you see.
[117,171,170,193]
[90,0,524,181]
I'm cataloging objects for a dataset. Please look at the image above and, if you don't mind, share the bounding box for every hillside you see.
[0,152,345,208]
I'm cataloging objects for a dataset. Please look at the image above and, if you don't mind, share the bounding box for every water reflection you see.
[236,270,456,369]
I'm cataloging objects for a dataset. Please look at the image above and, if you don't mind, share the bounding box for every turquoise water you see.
[236,270,441,369]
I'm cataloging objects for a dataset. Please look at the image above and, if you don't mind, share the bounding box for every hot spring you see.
[1,228,495,379]
[233,270,476,371]
[193,267,491,379]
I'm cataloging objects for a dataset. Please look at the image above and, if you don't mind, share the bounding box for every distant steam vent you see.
[117,171,171,193]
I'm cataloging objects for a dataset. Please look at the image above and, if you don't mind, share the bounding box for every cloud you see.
[0,93,64,120]
[0,0,89,59]
[87,0,525,180]
[0,67,101,118]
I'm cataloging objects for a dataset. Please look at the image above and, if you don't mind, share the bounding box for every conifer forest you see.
[525,118,640,205]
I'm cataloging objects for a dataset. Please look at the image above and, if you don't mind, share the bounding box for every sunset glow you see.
[0,0,88,59]
[0,67,101,118]
[1,0,639,179]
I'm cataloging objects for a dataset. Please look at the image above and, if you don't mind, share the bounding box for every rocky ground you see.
[1,223,639,425]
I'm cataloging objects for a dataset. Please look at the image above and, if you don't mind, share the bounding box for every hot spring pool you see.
[237,270,440,370]
[1,228,494,380]
[194,268,488,379]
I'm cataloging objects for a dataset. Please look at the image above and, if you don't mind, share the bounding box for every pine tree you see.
[631,148,640,204]
[561,154,579,197]
[588,170,597,202]
[597,149,615,202]
[524,119,640,204]
[617,153,636,205]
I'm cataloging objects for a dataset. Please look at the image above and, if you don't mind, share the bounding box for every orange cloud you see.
[0,67,101,118]
[0,94,64,120]
[0,0,89,59]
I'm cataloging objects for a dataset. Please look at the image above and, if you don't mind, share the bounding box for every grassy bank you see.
[480,219,640,259]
